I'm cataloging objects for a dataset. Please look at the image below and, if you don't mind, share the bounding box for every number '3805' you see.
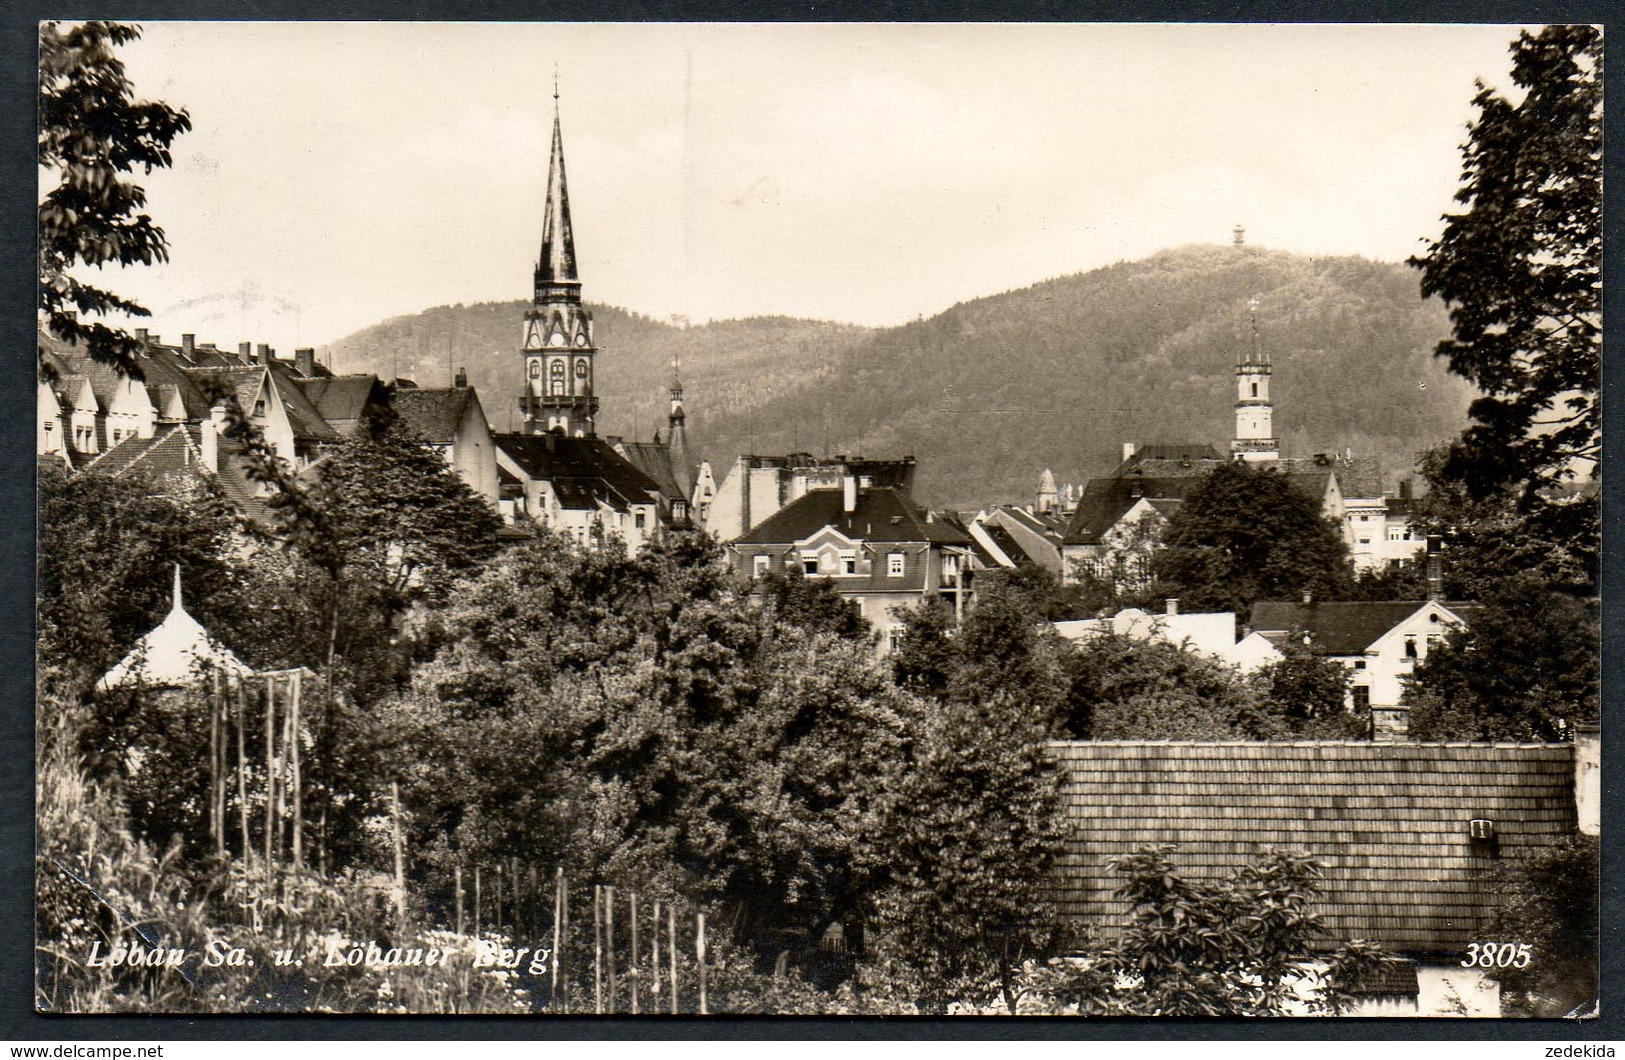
[1461,942,1532,969]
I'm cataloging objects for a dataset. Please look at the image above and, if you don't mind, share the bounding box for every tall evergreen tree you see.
[1409,25,1601,502]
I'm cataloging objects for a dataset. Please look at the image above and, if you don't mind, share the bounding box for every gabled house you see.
[392,379,499,507]
[976,505,1066,577]
[1248,575,1479,742]
[1048,735,1594,1016]
[495,432,664,551]
[727,474,975,649]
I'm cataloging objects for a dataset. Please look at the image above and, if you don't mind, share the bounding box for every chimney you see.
[1573,722,1600,836]
[842,472,857,513]
[256,343,271,363]
[1122,441,1136,463]
[295,347,316,377]
[1399,478,1413,500]
[201,404,226,472]
[238,341,252,362]
[1165,598,1179,616]
[181,333,195,357]
[454,365,468,389]
[1301,589,1313,606]
[1426,534,1443,601]
[135,328,148,343]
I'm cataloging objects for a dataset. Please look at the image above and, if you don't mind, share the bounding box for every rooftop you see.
[1049,740,1578,954]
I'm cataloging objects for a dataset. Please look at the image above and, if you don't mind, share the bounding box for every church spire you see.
[538,88,578,288]
[521,79,597,438]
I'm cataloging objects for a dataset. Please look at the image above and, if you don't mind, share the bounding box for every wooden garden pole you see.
[391,780,405,927]
[668,902,678,1015]
[640,903,653,1007]
[236,681,250,865]
[550,868,563,1009]
[605,884,617,1012]
[474,866,482,937]
[263,676,276,871]
[209,673,221,856]
[593,884,603,1015]
[629,891,640,1014]
[291,671,303,869]
[455,862,464,937]
[493,864,503,937]
[280,675,294,863]
[696,910,707,1016]
[560,869,570,1013]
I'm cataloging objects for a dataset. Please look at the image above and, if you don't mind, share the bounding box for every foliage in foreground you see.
[1481,833,1598,1018]
[1015,847,1391,1016]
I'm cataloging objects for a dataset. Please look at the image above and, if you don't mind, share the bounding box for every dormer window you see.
[253,399,266,417]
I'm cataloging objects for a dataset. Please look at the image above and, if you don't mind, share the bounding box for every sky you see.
[69,21,1532,355]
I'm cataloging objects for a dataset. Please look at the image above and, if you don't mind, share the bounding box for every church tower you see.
[521,85,598,437]
[1231,297,1279,462]
[668,355,694,503]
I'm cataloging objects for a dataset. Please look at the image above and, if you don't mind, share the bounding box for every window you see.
[1358,537,1371,545]
[635,511,646,530]
[803,552,819,575]
[253,399,265,417]
[753,555,770,578]
[840,550,857,575]
[1389,528,1405,541]
[943,555,960,579]
[1404,635,1418,659]
[1354,660,1366,670]
[1426,633,1442,651]
[1250,383,1258,397]
[887,553,905,578]
[1352,686,1371,710]
[550,359,566,396]
[886,624,906,655]
[1360,515,1370,522]
[673,501,687,520]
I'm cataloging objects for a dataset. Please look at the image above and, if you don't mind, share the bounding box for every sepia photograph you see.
[34,21,1601,1021]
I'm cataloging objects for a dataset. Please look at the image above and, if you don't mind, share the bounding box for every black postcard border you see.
[1,0,1619,1042]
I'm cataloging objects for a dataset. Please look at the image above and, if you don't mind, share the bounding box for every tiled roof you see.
[496,433,662,513]
[733,486,972,547]
[1061,475,1209,545]
[617,440,684,503]
[300,375,382,434]
[266,362,340,442]
[1112,444,1225,476]
[392,387,475,444]
[1248,600,1481,654]
[982,523,1031,567]
[83,425,202,477]
[1048,740,1578,954]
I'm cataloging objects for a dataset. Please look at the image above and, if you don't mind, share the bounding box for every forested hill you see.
[320,244,1471,507]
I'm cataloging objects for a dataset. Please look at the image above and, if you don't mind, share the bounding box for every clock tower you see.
[521,88,598,437]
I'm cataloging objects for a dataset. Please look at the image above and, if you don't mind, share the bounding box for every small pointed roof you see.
[98,566,253,691]
[538,97,578,285]
[1038,468,1057,493]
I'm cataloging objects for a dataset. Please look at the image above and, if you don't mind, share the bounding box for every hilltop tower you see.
[1231,297,1279,462]
[521,84,597,437]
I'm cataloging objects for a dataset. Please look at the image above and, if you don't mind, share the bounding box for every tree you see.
[862,692,1064,1013]
[1149,462,1353,615]
[1018,846,1391,1016]
[1481,833,1598,1017]
[1409,25,1601,502]
[1249,646,1366,740]
[1404,574,1598,742]
[1062,633,1262,741]
[39,21,191,376]
[1408,443,1598,599]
